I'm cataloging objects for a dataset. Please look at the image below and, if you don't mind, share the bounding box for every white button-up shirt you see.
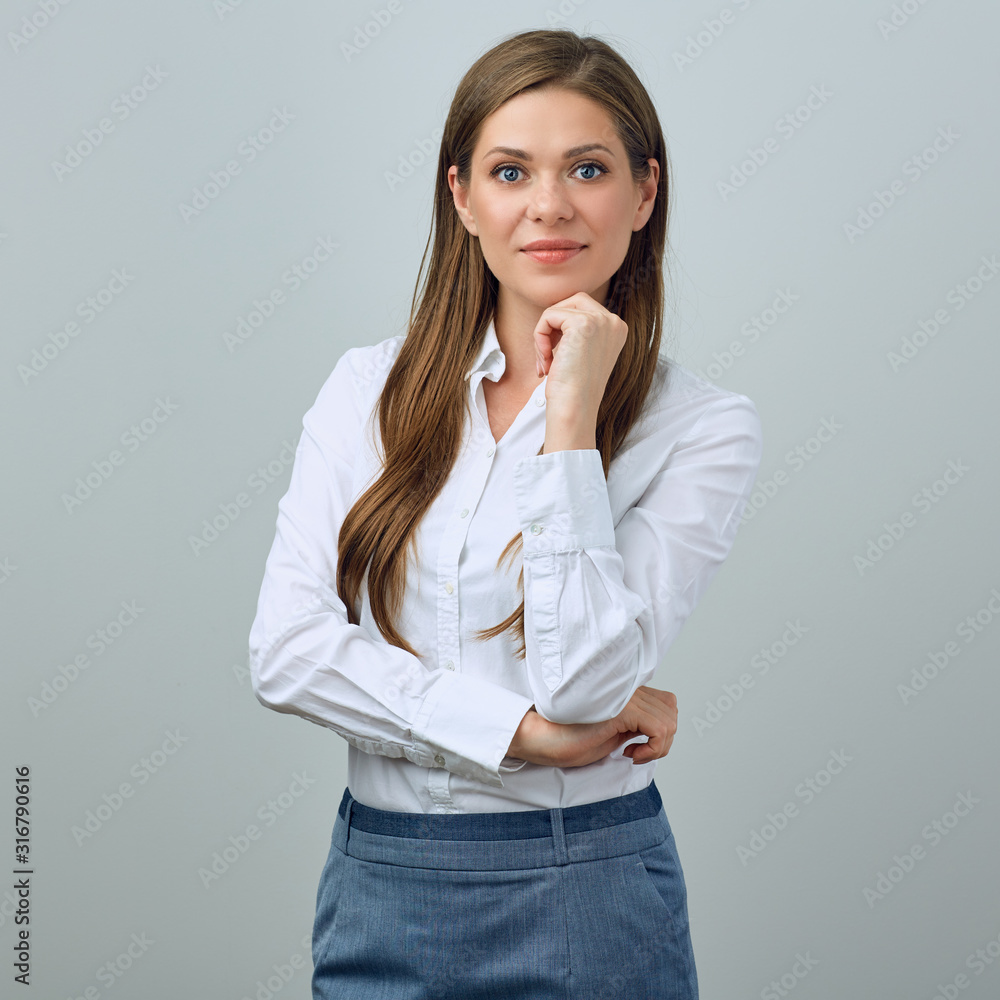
[248,318,762,813]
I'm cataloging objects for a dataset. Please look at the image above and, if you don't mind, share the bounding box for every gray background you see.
[3,1,998,997]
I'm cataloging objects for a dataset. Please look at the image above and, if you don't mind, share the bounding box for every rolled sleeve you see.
[508,393,763,725]
[413,671,535,787]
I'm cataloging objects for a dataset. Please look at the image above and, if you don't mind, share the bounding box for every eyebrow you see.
[481,143,615,162]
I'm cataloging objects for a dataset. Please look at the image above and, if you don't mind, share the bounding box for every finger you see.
[535,337,553,375]
[655,718,677,758]
[632,709,675,761]
[531,305,590,352]
[641,686,677,710]
[613,691,676,761]
[625,692,675,732]
[648,716,676,759]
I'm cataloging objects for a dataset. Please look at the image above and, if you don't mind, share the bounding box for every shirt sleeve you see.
[248,344,535,789]
[510,391,763,725]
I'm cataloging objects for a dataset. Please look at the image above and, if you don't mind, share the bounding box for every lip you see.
[521,245,585,264]
[521,240,585,250]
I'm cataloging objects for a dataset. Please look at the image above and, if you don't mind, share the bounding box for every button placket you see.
[427,767,453,808]
[435,396,493,679]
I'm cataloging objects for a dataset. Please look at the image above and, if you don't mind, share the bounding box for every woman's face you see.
[449,86,658,316]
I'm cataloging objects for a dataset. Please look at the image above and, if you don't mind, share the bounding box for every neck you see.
[492,299,546,387]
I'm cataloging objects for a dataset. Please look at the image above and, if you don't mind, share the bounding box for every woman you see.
[249,27,762,1000]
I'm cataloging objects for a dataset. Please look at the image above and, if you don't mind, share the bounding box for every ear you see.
[632,157,660,232]
[448,165,479,237]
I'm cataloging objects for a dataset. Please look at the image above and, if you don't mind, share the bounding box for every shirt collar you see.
[464,316,506,384]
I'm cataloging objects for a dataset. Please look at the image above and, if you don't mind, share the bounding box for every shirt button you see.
[535,396,544,406]
[460,508,469,518]
[434,754,446,767]
[444,660,454,670]
[530,523,543,534]
[486,445,495,457]
[444,582,454,594]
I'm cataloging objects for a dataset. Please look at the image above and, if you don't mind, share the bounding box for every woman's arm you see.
[508,685,679,768]
[511,387,763,725]
[248,342,536,789]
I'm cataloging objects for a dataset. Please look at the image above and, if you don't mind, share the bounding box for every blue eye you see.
[494,165,522,183]
[488,161,608,184]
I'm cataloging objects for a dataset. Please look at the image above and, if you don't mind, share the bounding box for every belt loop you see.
[344,796,355,855]
[549,806,568,866]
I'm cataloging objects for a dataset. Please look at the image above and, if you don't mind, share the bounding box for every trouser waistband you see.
[334,781,669,870]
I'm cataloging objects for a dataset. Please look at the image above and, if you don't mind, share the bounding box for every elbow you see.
[249,651,290,714]
[252,683,284,713]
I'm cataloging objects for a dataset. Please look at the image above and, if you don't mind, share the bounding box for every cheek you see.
[481,201,516,235]
[588,194,632,236]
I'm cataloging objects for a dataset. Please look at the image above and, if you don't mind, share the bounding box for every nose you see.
[526,176,574,224]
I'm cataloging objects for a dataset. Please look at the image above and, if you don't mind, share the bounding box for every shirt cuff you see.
[499,756,529,773]
[512,449,616,554]
[412,671,535,788]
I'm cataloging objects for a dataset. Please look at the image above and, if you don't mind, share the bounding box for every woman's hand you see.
[534,291,627,420]
[508,686,678,769]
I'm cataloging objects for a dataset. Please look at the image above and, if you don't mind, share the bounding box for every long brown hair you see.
[336,28,672,659]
